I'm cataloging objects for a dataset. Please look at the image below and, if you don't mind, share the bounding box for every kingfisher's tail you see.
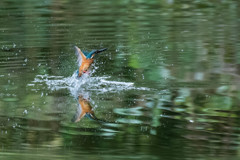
[95,48,107,54]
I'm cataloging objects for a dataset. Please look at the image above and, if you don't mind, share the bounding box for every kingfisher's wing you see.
[74,46,82,66]
[85,113,98,121]
[71,102,85,122]
[74,46,87,66]
[82,50,89,56]
[86,50,96,59]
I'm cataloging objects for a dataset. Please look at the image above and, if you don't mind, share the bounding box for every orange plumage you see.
[74,46,107,77]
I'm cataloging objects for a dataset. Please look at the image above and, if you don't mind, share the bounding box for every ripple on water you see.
[114,107,144,116]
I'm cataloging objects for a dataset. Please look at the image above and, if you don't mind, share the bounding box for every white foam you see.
[29,71,150,97]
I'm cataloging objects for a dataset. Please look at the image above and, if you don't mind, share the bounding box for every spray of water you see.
[28,71,149,97]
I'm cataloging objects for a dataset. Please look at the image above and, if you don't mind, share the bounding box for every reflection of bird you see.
[72,96,97,122]
[72,95,115,124]
[75,46,107,77]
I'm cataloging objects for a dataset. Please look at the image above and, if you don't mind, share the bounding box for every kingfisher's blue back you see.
[82,48,107,59]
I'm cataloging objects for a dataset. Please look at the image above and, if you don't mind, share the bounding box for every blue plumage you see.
[82,48,107,59]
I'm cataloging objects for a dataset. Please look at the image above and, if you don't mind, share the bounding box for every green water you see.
[1,0,240,159]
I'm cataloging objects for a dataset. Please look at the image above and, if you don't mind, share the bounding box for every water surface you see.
[1,0,240,160]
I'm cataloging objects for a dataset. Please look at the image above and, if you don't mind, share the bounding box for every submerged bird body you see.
[75,46,107,77]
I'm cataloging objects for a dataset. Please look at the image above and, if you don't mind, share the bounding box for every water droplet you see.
[23,109,28,114]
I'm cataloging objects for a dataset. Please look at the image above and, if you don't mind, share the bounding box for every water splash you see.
[28,72,149,97]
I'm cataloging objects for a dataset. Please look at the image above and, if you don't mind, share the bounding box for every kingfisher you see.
[75,46,107,77]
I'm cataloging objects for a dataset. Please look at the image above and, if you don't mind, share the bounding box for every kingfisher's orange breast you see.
[78,59,94,77]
